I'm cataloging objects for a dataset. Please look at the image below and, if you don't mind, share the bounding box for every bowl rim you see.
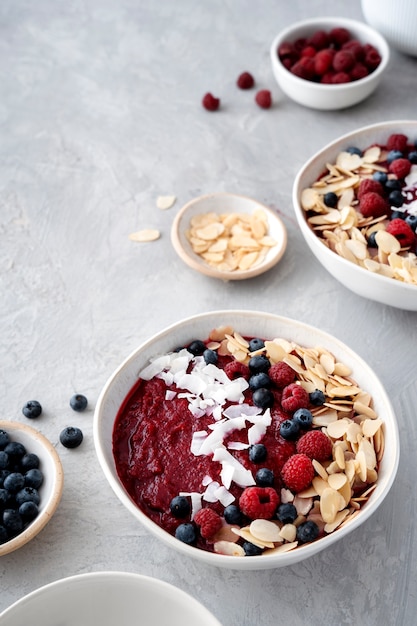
[0,420,64,557]
[170,192,288,281]
[292,119,417,296]
[93,309,400,569]
[270,16,390,91]
[0,570,222,624]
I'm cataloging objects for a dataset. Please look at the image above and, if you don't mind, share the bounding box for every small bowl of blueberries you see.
[270,16,389,110]
[0,420,64,556]
[292,120,417,310]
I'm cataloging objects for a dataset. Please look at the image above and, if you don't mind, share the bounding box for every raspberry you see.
[308,30,329,51]
[350,63,368,81]
[224,360,250,380]
[281,454,315,493]
[359,191,389,218]
[386,219,416,248]
[333,50,355,73]
[255,89,272,109]
[314,49,334,76]
[388,158,412,179]
[387,133,408,153]
[239,486,279,520]
[329,27,351,47]
[296,430,333,462]
[281,383,309,413]
[278,41,296,61]
[237,71,255,90]
[300,45,317,58]
[332,71,350,84]
[364,47,381,71]
[193,508,223,539]
[202,93,220,111]
[290,57,315,81]
[342,40,365,62]
[357,178,385,199]
[320,72,335,84]
[269,361,296,388]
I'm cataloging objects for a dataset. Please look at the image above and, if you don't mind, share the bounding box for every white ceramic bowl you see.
[170,193,287,280]
[94,310,399,570]
[292,120,417,310]
[270,16,389,110]
[362,0,417,57]
[0,571,222,625]
[0,420,64,556]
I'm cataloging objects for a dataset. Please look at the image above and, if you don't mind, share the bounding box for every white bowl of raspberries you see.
[270,17,389,110]
[293,120,417,310]
[94,310,399,570]
[0,420,64,556]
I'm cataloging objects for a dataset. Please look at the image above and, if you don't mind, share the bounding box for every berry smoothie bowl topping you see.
[112,326,384,557]
[301,132,417,285]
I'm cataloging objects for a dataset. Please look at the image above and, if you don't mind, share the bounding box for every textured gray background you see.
[1,1,417,624]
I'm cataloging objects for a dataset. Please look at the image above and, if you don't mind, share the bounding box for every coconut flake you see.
[214,485,235,507]
[227,441,249,451]
[179,491,202,519]
[165,390,177,401]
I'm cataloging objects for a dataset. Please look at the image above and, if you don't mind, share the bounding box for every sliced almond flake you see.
[346,422,362,444]
[212,524,240,543]
[344,459,356,483]
[338,479,352,507]
[156,195,176,210]
[327,384,362,398]
[324,508,350,533]
[296,486,317,498]
[313,409,339,428]
[333,362,352,377]
[355,450,368,482]
[266,541,298,554]
[320,487,345,524]
[196,222,225,241]
[338,188,355,208]
[213,541,245,556]
[301,188,319,210]
[231,526,275,549]
[249,519,282,543]
[362,145,381,163]
[336,151,364,171]
[312,476,329,496]
[353,401,377,418]
[209,325,234,341]
[366,467,378,483]
[264,341,288,363]
[362,418,383,438]
[358,438,377,469]
[129,228,160,242]
[312,459,329,481]
[279,524,297,542]
[294,496,313,516]
[326,418,351,439]
[360,483,378,499]
[334,443,346,470]
[375,229,401,254]
[327,472,347,490]
[344,239,368,260]
[319,353,335,375]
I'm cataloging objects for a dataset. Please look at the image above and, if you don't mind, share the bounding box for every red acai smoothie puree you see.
[112,339,296,549]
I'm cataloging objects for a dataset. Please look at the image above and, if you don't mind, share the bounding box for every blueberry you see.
[248,354,270,374]
[249,372,271,391]
[296,520,319,543]
[0,430,10,450]
[0,488,11,509]
[367,231,378,248]
[248,443,267,463]
[323,192,338,208]
[19,501,39,522]
[408,150,417,164]
[70,394,88,412]
[0,470,10,488]
[385,179,402,191]
[3,472,25,494]
[387,149,404,163]
[2,509,23,537]
[243,541,263,556]
[169,495,191,518]
[0,525,8,544]
[59,427,83,449]
[24,468,43,489]
[22,400,42,419]
[389,190,404,208]
[0,451,8,470]
[255,468,274,487]
[224,504,243,525]
[249,338,265,352]
[187,340,207,356]
[252,388,274,409]
[4,442,26,463]
[346,146,362,156]
[280,419,299,440]
[390,210,406,221]
[405,215,417,232]
[203,349,218,365]
[15,487,40,506]
[293,408,313,430]
[373,171,388,184]
[309,389,325,406]
[175,522,196,545]
[20,453,40,471]
[276,502,297,524]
